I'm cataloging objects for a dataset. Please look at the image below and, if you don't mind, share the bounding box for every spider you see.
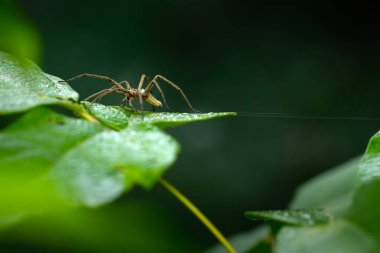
[61,73,199,113]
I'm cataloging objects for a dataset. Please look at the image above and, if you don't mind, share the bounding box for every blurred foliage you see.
[0,0,41,62]
[2,0,380,252]
[13,3,380,240]
[290,157,360,216]
[210,136,380,252]
[245,209,331,227]
[0,51,233,252]
[0,201,200,253]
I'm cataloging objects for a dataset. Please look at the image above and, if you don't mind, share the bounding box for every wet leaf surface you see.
[84,102,235,129]
[0,51,78,114]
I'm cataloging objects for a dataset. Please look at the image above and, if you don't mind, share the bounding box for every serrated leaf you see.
[51,123,179,206]
[0,51,78,114]
[275,221,380,253]
[245,209,330,227]
[83,102,236,129]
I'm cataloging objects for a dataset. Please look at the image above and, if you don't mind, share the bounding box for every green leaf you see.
[246,241,272,253]
[206,226,271,253]
[245,209,330,227]
[82,102,131,129]
[0,106,179,210]
[0,2,41,62]
[275,221,380,253]
[83,102,236,129]
[0,108,103,173]
[1,202,200,253]
[238,131,380,252]
[0,51,78,114]
[51,123,179,206]
[290,157,360,216]
[0,106,180,214]
[348,131,380,240]
[0,107,103,227]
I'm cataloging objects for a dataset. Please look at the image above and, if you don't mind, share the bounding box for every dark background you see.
[1,0,380,252]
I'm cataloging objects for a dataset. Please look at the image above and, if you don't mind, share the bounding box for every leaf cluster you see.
[0,51,234,228]
[211,153,380,252]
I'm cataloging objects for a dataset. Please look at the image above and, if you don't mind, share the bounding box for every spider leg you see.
[119,80,131,89]
[141,75,169,109]
[84,87,118,101]
[84,89,110,102]
[61,73,124,89]
[138,74,147,90]
[90,88,117,104]
[120,96,136,112]
[128,98,138,112]
[87,93,107,106]
[137,75,149,120]
[138,91,144,111]
[92,94,106,103]
[144,75,200,112]
[153,81,170,109]
[120,96,128,107]
[138,90,145,120]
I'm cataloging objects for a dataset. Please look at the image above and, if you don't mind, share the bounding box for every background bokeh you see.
[1,0,380,252]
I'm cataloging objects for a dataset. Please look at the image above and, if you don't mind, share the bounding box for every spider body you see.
[62,74,198,113]
[114,87,163,107]
[141,90,163,107]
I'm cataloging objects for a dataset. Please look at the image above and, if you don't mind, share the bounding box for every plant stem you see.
[80,111,98,123]
[159,177,237,253]
[59,101,98,123]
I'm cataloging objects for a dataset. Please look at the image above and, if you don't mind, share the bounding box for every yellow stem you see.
[79,110,98,123]
[59,101,99,123]
[159,177,237,253]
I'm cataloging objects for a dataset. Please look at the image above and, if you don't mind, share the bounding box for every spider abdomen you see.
[145,93,162,107]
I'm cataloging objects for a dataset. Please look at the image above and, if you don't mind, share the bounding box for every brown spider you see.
[61,73,199,113]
